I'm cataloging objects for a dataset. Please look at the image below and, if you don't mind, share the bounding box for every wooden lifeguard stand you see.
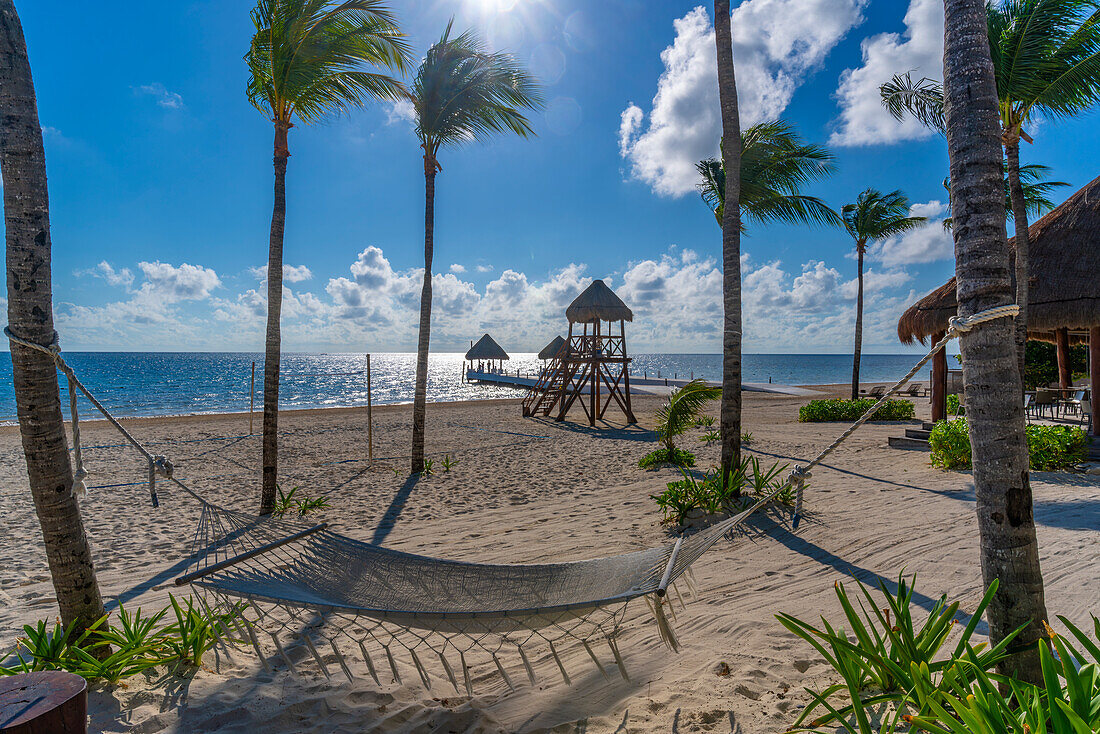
[522,280,636,425]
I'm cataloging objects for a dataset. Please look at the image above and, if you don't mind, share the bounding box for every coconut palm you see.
[841,190,926,400]
[882,0,1100,369]
[408,22,542,474]
[696,120,841,230]
[942,0,1048,684]
[713,0,744,480]
[940,162,1070,229]
[246,0,410,513]
[655,380,722,452]
[0,0,106,637]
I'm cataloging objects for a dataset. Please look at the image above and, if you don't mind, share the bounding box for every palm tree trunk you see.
[1004,136,1029,380]
[942,0,1047,685]
[850,247,865,400]
[411,155,436,474]
[714,0,743,482]
[0,0,106,635]
[259,122,289,515]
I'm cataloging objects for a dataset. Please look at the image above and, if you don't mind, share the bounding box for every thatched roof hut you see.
[898,173,1100,345]
[538,335,566,360]
[465,334,509,361]
[566,280,633,324]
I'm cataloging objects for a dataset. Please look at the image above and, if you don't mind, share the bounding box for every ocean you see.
[0,352,932,421]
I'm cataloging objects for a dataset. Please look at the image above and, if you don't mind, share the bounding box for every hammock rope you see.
[4,303,1017,691]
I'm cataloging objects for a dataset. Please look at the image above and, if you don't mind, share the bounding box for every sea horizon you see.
[0,351,940,422]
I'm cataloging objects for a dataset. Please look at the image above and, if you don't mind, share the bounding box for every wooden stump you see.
[0,671,87,733]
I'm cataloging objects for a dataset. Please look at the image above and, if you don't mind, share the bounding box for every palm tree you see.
[882,0,1100,371]
[0,0,106,637]
[942,0,1048,685]
[696,119,841,230]
[713,0,743,480]
[656,380,722,452]
[940,162,1070,230]
[246,0,410,513]
[841,190,926,400]
[408,22,542,474]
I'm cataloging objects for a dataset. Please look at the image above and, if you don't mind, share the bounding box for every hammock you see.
[4,305,1013,691]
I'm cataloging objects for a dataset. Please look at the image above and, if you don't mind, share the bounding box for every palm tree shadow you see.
[370,474,422,545]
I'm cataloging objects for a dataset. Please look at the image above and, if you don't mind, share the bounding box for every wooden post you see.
[931,332,947,422]
[249,361,256,435]
[1056,327,1071,389]
[366,354,373,466]
[621,319,636,424]
[1090,327,1100,436]
[591,320,600,426]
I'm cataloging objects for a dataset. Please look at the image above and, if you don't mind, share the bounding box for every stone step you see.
[888,435,930,451]
[922,422,935,431]
[905,428,932,440]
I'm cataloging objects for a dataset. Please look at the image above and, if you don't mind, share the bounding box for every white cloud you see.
[475,264,494,273]
[386,98,415,125]
[249,264,313,283]
[449,263,466,274]
[136,262,220,301]
[134,82,184,109]
[866,200,954,266]
[619,1,867,195]
[830,0,944,146]
[77,261,134,289]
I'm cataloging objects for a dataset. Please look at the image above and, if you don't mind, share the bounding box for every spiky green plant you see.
[655,379,723,452]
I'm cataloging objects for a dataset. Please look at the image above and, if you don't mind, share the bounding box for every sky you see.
[7,0,1099,354]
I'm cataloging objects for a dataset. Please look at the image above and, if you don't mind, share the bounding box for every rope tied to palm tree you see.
[4,326,173,506]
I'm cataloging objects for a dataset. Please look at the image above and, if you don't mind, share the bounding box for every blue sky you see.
[10,0,1099,353]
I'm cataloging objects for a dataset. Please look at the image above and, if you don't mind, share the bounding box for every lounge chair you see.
[904,383,925,397]
[860,385,886,398]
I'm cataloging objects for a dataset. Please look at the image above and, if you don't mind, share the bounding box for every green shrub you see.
[946,393,964,415]
[779,576,1100,734]
[0,595,245,683]
[930,418,1087,471]
[798,398,915,422]
[272,486,330,517]
[639,447,696,469]
[650,458,795,524]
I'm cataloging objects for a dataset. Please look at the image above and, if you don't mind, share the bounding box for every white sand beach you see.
[1,391,1097,733]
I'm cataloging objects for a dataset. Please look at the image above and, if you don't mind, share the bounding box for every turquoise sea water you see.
[0,352,931,421]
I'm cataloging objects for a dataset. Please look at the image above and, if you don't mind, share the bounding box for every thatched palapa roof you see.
[538,335,566,360]
[898,173,1100,345]
[565,280,634,324]
[465,334,509,361]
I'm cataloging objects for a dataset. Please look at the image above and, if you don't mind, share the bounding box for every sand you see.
[0,389,1097,733]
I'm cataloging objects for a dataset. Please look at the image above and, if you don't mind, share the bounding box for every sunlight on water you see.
[0,352,929,421]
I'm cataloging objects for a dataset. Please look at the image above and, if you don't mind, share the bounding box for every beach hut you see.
[522,279,637,425]
[537,335,566,361]
[897,173,1100,428]
[465,333,510,375]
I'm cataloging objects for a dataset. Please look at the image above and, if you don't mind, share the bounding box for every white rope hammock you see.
[3,304,1016,692]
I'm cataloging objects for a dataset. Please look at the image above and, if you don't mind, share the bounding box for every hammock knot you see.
[153,455,174,478]
[947,304,1019,335]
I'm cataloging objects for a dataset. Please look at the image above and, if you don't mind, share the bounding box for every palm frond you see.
[879,72,946,133]
[412,22,544,156]
[245,0,413,123]
[842,189,927,247]
[656,380,722,451]
[942,161,1070,229]
[695,119,840,231]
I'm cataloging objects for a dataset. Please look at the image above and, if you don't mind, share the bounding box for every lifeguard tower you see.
[522,280,636,425]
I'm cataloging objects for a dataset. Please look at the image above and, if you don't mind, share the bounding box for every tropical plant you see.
[940,162,1070,229]
[713,0,744,485]
[441,454,457,472]
[842,189,927,400]
[651,457,795,524]
[407,22,542,474]
[655,379,723,452]
[882,0,1100,373]
[942,0,1048,683]
[696,415,716,428]
[0,0,108,640]
[778,577,1019,733]
[639,447,697,470]
[700,429,720,445]
[931,418,1087,470]
[696,120,841,230]
[272,486,330,516]
[421,457,434,476]
[245,0,410,513]
[798,398,915,422]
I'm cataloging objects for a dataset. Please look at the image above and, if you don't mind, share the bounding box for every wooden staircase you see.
[522,356,569,417]
[888,422,934,451]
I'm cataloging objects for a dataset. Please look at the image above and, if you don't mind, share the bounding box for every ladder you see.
[522,355,569,416]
